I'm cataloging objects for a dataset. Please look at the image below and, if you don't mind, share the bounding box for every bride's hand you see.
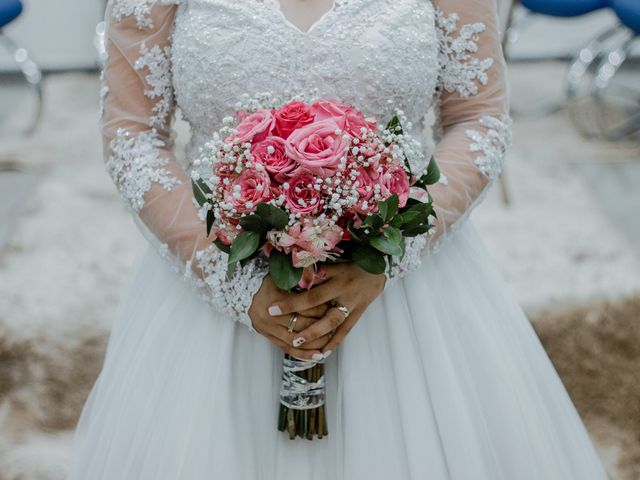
[267,263,386,357]
[249,276,330,361]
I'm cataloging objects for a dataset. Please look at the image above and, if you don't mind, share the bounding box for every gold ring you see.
[287,314,298,333]
[336,304,350,318]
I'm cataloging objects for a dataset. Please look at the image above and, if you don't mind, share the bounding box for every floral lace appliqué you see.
[435,8,494,98]
[111,0,182,29]
[196,246,269,331]
[465,114,512,180]
[106,129,181,212]
[135,41,174,128]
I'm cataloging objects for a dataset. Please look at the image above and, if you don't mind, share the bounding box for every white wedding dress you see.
[68,0,609,478]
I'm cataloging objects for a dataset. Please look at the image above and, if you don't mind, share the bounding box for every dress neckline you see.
[267,0,343,35]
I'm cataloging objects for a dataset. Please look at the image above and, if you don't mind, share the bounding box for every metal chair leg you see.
[0,30,43,135]
[566,24,627,138]
[592,33,639,141]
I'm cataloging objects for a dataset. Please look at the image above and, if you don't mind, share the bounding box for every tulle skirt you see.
[68,222,608,479]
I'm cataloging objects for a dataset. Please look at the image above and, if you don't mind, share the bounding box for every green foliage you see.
[228,231,261,264]
[269,250,303,291]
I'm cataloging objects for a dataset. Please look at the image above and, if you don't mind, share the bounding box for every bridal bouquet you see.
[192,94,440,440]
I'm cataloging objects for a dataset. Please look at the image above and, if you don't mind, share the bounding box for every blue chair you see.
[590,0,640,140]
[0,0,43,134]
[521,0,609,17]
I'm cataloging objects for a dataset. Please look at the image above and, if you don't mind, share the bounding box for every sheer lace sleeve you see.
[101,0,268,329]
[386,0,512,284]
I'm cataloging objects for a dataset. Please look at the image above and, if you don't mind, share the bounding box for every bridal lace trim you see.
[465,114,512,180]
[106,129,181,212]
[195,246,269,331]
[435,7,494,98]
[111,0,183,29]
[134,41,174,128]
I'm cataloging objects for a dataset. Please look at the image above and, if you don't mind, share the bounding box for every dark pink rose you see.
[273,101,314,139]
[285,119,348,177]
[234,109,275,144]
[311,99,371,139]
[378,163,410,208]
[251,136,296,183]
[284,174,323,215]
[224,168,272,214]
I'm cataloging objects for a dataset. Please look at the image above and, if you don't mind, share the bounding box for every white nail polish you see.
[293,337,306,347]
[323,350,333,359]
[312,353,324,361]
[268,305,282,316]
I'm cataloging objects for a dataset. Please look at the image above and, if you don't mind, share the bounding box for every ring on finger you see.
[335,304,350,318]
[287,314,299,333]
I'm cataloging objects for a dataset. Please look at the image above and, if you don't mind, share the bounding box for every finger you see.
[298,304,330,318]
[270,315,316,333]
[291,307,349,346]
[298,332,333,350]
[263,333,323,361]
[268,281,339,316]
[321,313,360,354]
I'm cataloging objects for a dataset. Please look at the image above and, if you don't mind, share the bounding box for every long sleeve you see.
[386,0,512,283]
[101,0,268,329]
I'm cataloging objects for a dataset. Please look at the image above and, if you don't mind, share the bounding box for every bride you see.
[69,0,609,478]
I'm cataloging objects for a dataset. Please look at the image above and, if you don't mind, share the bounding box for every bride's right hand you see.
[249,276,329,361]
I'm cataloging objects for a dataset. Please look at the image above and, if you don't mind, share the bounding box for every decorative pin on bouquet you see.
[192,93,440,440]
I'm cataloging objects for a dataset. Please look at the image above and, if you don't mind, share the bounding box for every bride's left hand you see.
[268,263,386,357]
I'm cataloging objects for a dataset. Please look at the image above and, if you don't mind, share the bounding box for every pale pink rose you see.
[233,109,275,144]
[273,101,314,139]
[224,168,272,214]
[283,222,344,268]
[311,99,371,139]
[297,265,327,290]
[378,163,410,208]
[284,174,324,215]
[285,119,348,176]
[251,136,296,183]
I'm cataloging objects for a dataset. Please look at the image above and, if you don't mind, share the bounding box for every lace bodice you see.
[172,0,439,161]
[101,0,511,327]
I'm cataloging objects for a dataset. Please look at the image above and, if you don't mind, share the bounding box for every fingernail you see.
[312,353,324,361]
[268,305,282,316]
[323,350,333,359]
[293,337,306,347]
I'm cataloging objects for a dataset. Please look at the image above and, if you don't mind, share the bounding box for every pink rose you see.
[285,119,348,177]
[311,99,371,140]
[273,101,314,139]
[284,174,324,215]
[251,136,296,183]
[233,109,275,144]
[224,168,272,214]
[378,163,410,208]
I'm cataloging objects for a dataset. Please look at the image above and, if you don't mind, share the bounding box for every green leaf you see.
[403,224,432,237]
[363,214,384,232]
[192,179,211,206]
[256,203,289,230]
[424,156,441,185]
[370,227,404,256]
[348,222,363,242]
[269,250,303,291]
[352,244,387,275]
[378,194,399,222]
[239,214,266,232]
[415,157,441,189]
[214,238,231,254]
[228,231,261,264]
[385,115,403,135]
[390,214,403,228]
[206,210,215,237]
